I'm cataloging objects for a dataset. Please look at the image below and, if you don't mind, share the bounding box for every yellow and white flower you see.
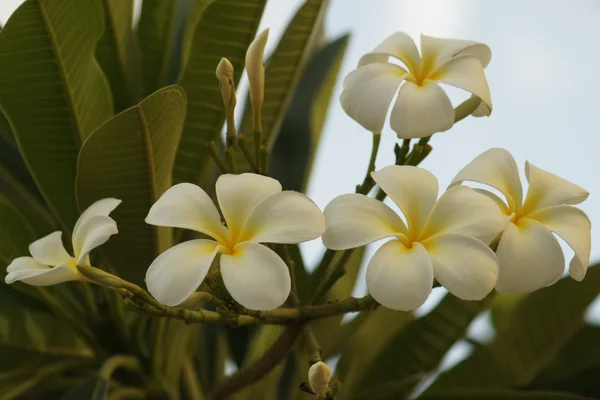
[323,166,507,311]
[340,32,492,138]
[5,199,121,286]
[451,148,591,293]
[144,173,325,310]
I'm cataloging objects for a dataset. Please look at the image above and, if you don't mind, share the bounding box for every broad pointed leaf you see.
[76,85,186,284]
[0,0,113,230]
[431,265,600,390]
[175,0,267,184]
[97,0,142,112]
[419,388,593,400]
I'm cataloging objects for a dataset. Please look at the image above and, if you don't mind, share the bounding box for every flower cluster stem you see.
[237,134,260,172]
[206,142,229,174]
[356,132,382,195]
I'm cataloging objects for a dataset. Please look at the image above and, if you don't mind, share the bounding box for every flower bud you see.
[216,57,236,109]
[77,264,126,289]
[245,28,269,131]
[308,361,331,398]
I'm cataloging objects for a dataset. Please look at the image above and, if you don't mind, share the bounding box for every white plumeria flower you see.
[323,166,507,311]
[144,173,325,310]
[5,199,121,286]
[340,32,492,139]
[451,148,591,293]
[308,361,331,398]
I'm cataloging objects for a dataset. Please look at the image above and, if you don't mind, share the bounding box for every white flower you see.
[5,199,121,286]
[308,361,331,398]
[340,32,492,138]
[144,173,325,310]
[322,166,507,311]
[451,148,591,293]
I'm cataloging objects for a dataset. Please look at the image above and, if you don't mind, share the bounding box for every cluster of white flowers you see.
[4,29,592,398]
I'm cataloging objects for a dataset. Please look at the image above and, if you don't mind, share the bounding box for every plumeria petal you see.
[29,231,70,266]
[430,55,492,113]
[322,194,407,250]
[390,80,455,139]
[420,186,509,244]
[6,260,79,286]
[72,216,118,264]
[450,148,523,210]
[145,240,219,307]
[371,166,438,238]
[422,233,498,300]
[366,240,433,311]
[146,183,229,243]
[474,188,510,215]
[521,162,589,215]
[216,174,281,240]
[239,192,325,244]
[420,34,491,71]
[358,31,421,73]
[73,198,121,243]
[340,63,407,133]
[220,242,290,310]
[527,205,591,281]
[495,219,564,293]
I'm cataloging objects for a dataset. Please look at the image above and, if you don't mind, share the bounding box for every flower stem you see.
[454,95,482,123]
[356,132,382,195]
[309,250,353,305]
[99,354,140,381]
[303,325,322,363]
[237,134,260,172]
[183,357,205,400]
[205,142,229,174]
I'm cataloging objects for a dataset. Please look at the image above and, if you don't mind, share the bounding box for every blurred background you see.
[2,0,599,383]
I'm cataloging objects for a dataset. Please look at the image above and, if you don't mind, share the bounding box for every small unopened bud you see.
[216,58,236,109]
[308,361,331,399]
[77,264,126,289]
[245,28,269,132]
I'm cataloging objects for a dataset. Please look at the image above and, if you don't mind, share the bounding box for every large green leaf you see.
[97,0,141,112]
[0,0,113,230]
[175,0,267,184]
[419,388,593,400]
[76,85,186,283]
[0,361,78,400]
[269,35,349,192]
[431,265,600,390]
[138,0,214,96]
[235,0,328,174]
[350,293,494,400]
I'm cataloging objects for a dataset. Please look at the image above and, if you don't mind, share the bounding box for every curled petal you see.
[430,55,492,113]
[216,174,281,239]
[322,194,407,250]
[340,63,407,133]
[72,216,118,264]
[495,219,564,293]
[239,191,325,244]
[450,148,523,210]
[420,34,491,71]
[421,186,509,244]
[422,233,498,300]
[521,162,589,215]
[474,188,510,215]
[372,166,438,238]
[366,240,433,311]
[145,240,219,306]
[359,31,421,73]
[246,28,269,111]
[6,259,79,286]
[29,231,71,266]
[146,183,229,243]
[390,80,455,139]
[73,198,121,243]
[221,242,290,310]
[528,205,591,281]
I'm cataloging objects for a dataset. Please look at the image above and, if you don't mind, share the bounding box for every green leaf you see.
[138,0,214,96]
[431,265,600,390]
[175,0,267,184]
[0,0,114,230]
[97,0,142,112]
[0,361,79,400]
[419,388,593,400]
[235,0,328,174]
[76,85,186,283]
[350,293,494,399]
[59,376,109,400]
[269,35,349,192]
